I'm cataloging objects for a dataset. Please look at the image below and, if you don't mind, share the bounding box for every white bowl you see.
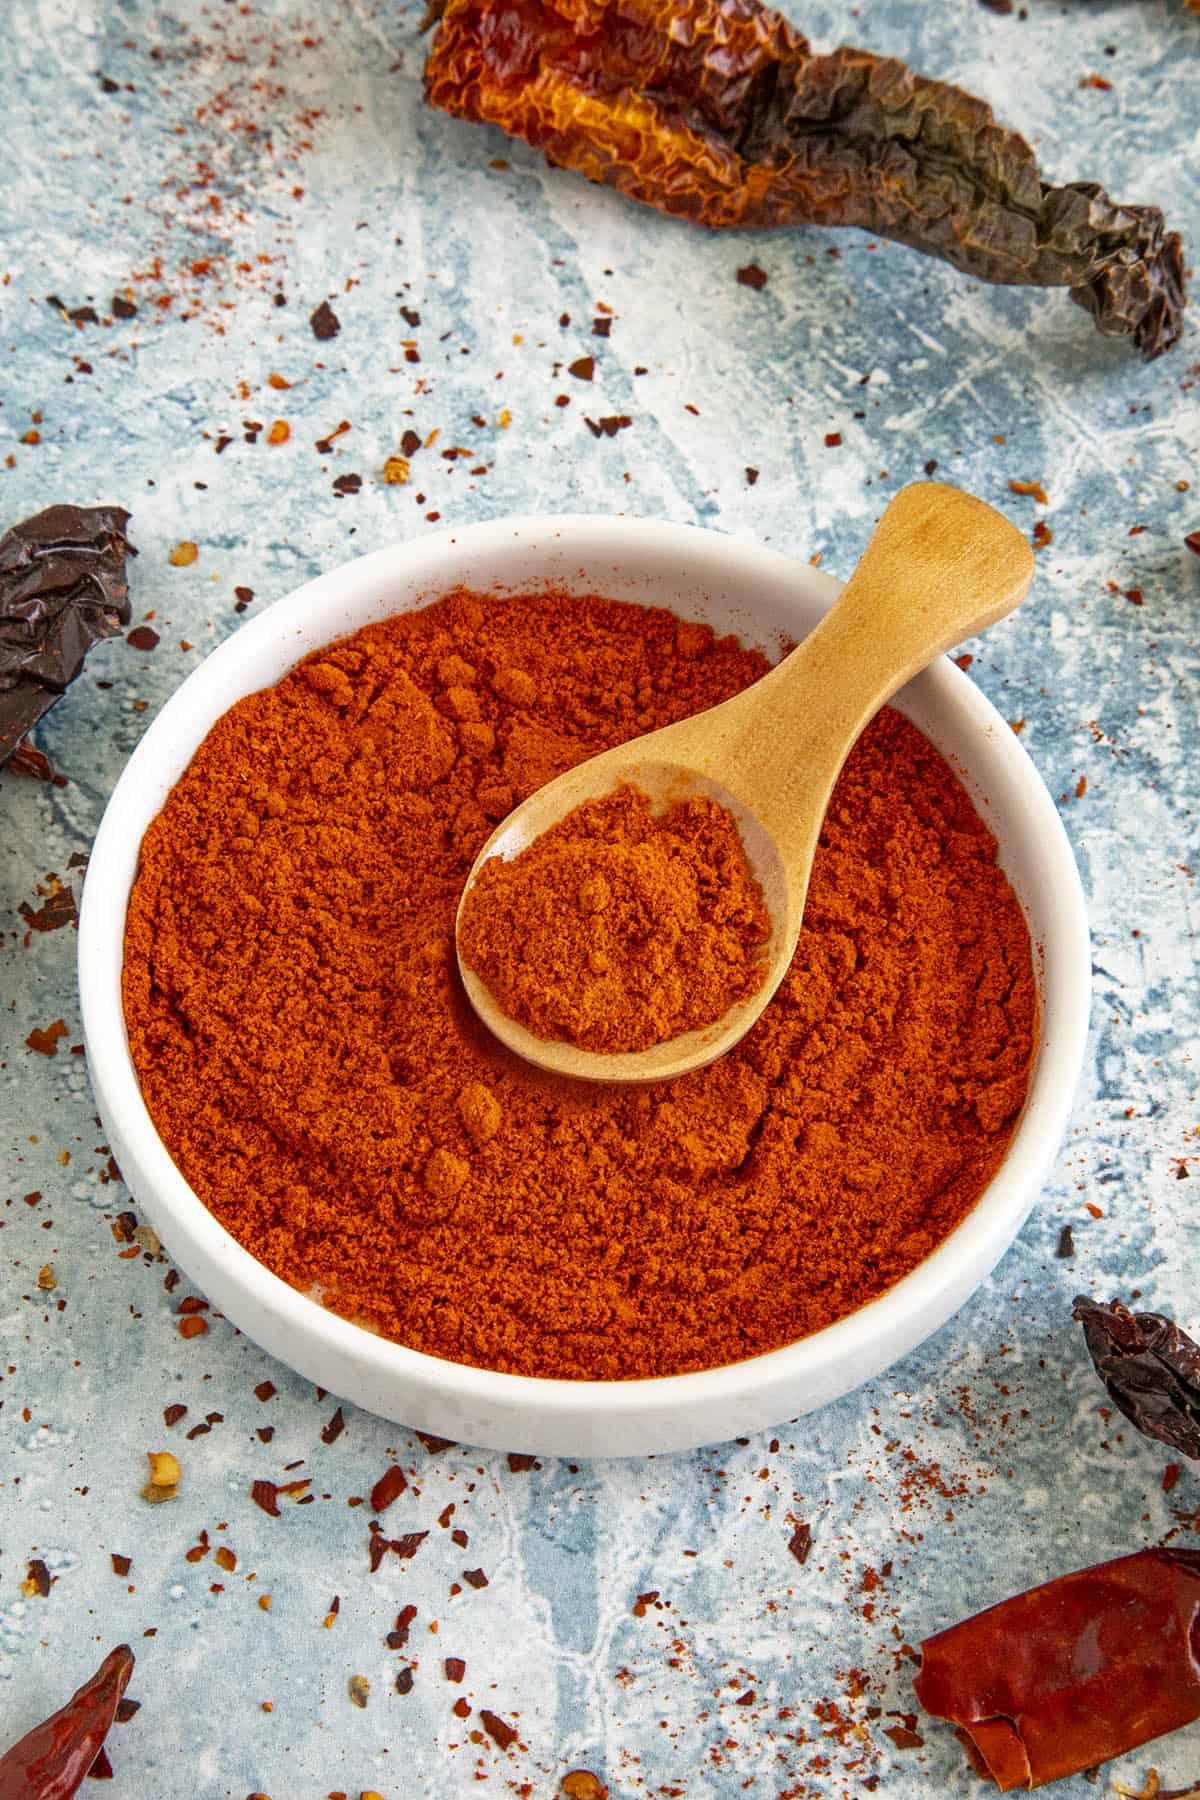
[78,514,1090,1458]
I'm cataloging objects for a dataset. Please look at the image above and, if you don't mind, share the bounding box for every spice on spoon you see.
[915,1548,1200,1791]
[458,783,771,1053]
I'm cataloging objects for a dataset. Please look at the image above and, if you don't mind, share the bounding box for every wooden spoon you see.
[456,481,1034,1084]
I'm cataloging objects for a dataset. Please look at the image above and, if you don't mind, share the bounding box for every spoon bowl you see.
[456,482,1035,1082]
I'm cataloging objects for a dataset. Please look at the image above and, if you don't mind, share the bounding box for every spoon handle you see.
[714,482,1034,869]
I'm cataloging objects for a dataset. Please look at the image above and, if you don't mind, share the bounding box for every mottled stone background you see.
[1,0,1197,1794]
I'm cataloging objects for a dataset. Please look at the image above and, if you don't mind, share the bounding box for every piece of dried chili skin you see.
[0,505,134,767]
[1074,1296,1200,1461]
[915,1549,1200,1792]
[0,1644,134,1798]
[423,0,1186,358]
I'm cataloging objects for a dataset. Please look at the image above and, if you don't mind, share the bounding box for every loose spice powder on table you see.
[457,783,772,1052]
[123,588,1036,1381]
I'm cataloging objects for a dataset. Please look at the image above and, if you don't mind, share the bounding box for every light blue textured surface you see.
[1,2,1198,1795]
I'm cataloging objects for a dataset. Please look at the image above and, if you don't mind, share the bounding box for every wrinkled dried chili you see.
[915,1549,1200,1791]
[0,505,134,766]
[0,1645,134,1798]
[1074,1296,1200,1460]
[424,0,1185,357]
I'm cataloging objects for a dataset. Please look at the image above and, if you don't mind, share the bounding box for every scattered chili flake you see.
[324,1595,340,1628]
[251,1480,281,1517]
[883,1723,925,1750]
[592,317,612,337]
[561,1773,607,1800]
[37,1264,56,1290]
[1086,1202,1104,1219]
[567,356,594,381]
[179,1315,208,1339]
[370,1465,407,1513]
[745,467,759,485]
[254,1382,276,1402]
[1032,520,1054,549]
[393,1531,428,1561]
[146,1451,180,1488]
[332,473,362,496]
[315,421,351,455]
[24,1559,51,1598]
[451,1528,469,1549]
[1125,587,1145,606]
[632,1590,659,1617]
[736,264,768,290]
[788,1523,813,1566]
[321,1406,347,1444]
[395,1668,414,1695]
[444,1657,466,1682]
[347,1674,370,1709]
[1186,530,1200,556]
[1164,1463,1183,1494]
[1080,73,1113,90]
[311,300,341,341]
[111,1554,132,1576]
[584,414,632,438]
[234,586,255,611]
[401,429,422,458]
[112,295,137,320]
[163,1403,187,1427]
[267,373,291,391]
[824,431,843,448]
[452,1696,471,1719]
[463,1568,489,1589]
[480,1710,518,1751]
[1056,1225,1076,1260]
[267,421,290,446]
[1008,478,1049,503]
[168,541,198,567]
[506,1453,538,1473]
[20,887,78,933]
[387,1604,418,1649]
[383,455,410,485]
[7,739,66,784]
[26,1020,67,1056]
[215,1546,237,1573]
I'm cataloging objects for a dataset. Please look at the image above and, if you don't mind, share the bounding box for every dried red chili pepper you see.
[0,1644,134,1798]
[914,1549,1200,1791]
[424,0,1185,357]
[1074,1296,1200,1460]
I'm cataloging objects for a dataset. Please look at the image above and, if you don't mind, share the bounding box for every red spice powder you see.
[122,588,1036,1382]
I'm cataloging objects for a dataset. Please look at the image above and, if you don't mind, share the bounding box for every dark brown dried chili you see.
[0,506,134,767]
[0,1645,134,1799]
[1074,1296,1200,1460]
[424,0,1185,358]
[915,1549,1200,1791]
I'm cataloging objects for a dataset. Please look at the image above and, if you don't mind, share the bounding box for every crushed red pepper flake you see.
[567,356,594,380]
[111,1554,132,1576]
[24,1559,51,1598]
[26,1020,68,1056]
[321,1405,346,1444]
[127,626,160,651]
[788,1523,813,1565]
[370,1465,407,1513]
[254,1381,276,1402]
[480,1709,518,1751]
[178,1315,208,1339]
[736,263,768,290]
[163,1404,187,1427]
[506,1453,538,1473]
[463,1568,489,1589]
[386,1604,418,1649]
[444,1656,466,1682]
[310,300,341,341]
